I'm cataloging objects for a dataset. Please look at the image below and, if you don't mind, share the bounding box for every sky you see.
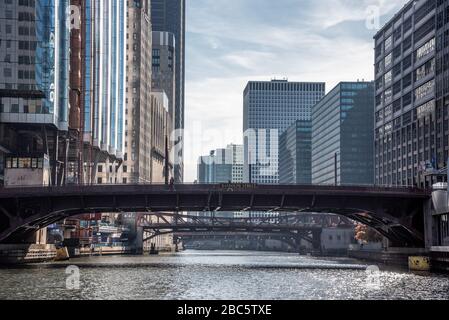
[184,0,408,182]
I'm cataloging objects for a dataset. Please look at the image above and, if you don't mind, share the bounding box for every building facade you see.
[0,0,71,186]
[120,0,153,184]
[279,120,312,185]
[151,0,185,183]
[312,82,375,186]
[83,0,127,184]
[149,91,173,183]
[0,0,70,130]
[0,0,127,186]
[243,80,325,184]
[197,144,244,184]
[152,31,176,133]
[229,144,244,183]
[374,0,449,187]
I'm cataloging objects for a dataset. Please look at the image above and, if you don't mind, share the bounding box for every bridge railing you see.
[0,181,430,193]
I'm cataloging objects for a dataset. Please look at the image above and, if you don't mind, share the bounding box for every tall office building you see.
[151,0,185,183]
[374,0,449,187]
[229,144,244,183]
[0,0,127,186]
[279,120,312,185]
[119,0,153,184]
[312,82,375,186]
[374,0,449,251]
[243,79,325,184]
[149,90,173,183]
[152,31,176,132]
[0,0,69,186]
[82,0,127,184]
[0,0,70,130]
[84,1,127,159]
[197,144,244,184]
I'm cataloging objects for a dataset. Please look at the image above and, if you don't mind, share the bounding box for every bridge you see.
[0,184,431,246]
[139,212,352,250]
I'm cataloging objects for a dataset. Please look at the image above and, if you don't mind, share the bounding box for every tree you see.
[355,224,383,243]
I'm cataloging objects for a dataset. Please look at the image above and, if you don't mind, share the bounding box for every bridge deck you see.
[0,183,431,198]
[0,184,431,246]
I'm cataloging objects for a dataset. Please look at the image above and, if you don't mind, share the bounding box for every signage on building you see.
[217,183,257,191]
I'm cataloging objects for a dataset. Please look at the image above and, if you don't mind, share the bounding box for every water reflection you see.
[0,251,448,300]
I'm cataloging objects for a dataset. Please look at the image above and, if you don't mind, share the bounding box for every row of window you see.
[376,37,435,91]
[5,157,45,169]
[246,82,325,93]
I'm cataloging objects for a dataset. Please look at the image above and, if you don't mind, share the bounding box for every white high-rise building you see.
[243,80,325,184]
[197,144,243,184]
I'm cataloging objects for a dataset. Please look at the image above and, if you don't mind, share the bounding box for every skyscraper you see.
[83,0,127,183]
[312,82,374,186]
[120,0,153,184]
[279,120,312,185]
[197,144,244,184]
[152,31,176,132]
[0,0,127,186]
[151,0,185,183]
[229,144,244,183]
[0,0,70,130]
[374,0,449,188]
[243,79,325,184]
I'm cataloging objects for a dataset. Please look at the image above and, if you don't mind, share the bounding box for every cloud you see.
[184,0,408,182]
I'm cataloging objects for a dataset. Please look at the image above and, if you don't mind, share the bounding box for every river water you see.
[0,250,448,300]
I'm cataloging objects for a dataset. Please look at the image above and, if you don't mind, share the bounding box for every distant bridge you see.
[139,212,351,249]
[0,184,431,246]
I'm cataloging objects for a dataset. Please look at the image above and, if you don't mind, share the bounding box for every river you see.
[0,250,448,300]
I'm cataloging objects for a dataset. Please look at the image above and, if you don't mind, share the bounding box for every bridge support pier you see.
[312,229,322,254]
[423,198,433,250]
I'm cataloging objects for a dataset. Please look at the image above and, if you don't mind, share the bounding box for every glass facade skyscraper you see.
[243,80,325,184]
[279,120,312,185]
[312,82,375,186]
[84,0,127,158]
[0,0,70,129]
[0,0,126,150]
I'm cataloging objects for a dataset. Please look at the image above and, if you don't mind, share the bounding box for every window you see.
[415,80,435,101]
[385,35,393,52]
[384,71,392,87]
[415,58,435,82]
[416,38,435,61]
[384,88,393,103]
[3,68,12,77]
[18,158,31,168]
[385,53,393,69]
[416,100,435,119]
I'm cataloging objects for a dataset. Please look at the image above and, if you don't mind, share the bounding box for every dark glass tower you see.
[312,82,375,186]
[279,120,312,185]
[151,0,185,183]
